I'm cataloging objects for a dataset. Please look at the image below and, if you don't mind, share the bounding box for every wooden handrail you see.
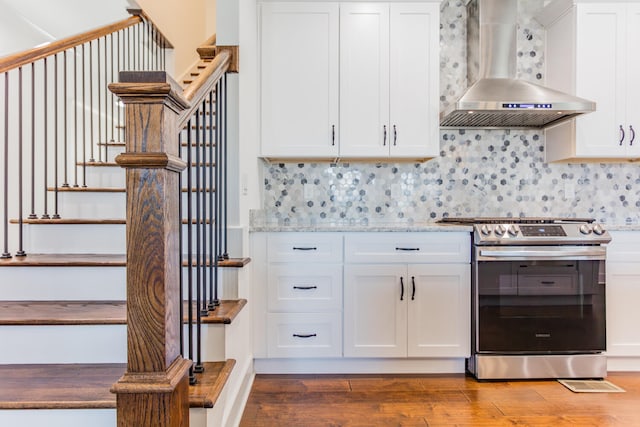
[178,50,231,128]
[0,11,172,74]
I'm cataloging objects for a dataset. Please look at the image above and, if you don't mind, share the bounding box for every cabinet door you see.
[389,3,439,158]
[407,264,470,358]
[606,263,640,356]
[344,264,407,357]
[339,3,390,158]
[260,3,339,158]
[574,3,627,158]
[625,4,640,157]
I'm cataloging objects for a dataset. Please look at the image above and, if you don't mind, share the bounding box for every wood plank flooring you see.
[240,372,640,426]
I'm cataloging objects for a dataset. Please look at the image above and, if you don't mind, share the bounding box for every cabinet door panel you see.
[389,3,439,158]
[344,264,406,357]
[574,4,627,157]
[606,263,640,356]
[625,4,640,157]
[261,3,339,158]
[339,3,389,157]
[407,264,470,358]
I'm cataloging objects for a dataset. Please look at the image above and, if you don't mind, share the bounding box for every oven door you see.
[473,245,606,354]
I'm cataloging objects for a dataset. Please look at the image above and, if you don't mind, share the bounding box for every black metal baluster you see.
[178,131,185,367]
[73,47,79,188]
[213,79,221,306]
[29,63,37,220]
[96,38,102,162]
[89,41,95,163]
[200,99,208,317]
[110,33,115,148]
[117,30,121,143]
[62,50,69,188]
[208,90,215,310]
[16,67,25,256]
[186,118,196,385]
[53,54,60,219]
[222,74,228,259]
[42,58,50,220]
[82,44,87,187]
[2,72,11,258]
[194,108,203,374]
[103,36,108,162]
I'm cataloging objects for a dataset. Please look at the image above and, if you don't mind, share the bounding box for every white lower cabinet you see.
[606,231,640,357]
[343,232,471,358]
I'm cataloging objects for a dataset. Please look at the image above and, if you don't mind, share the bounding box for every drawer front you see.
[345,232,470,263]
[607,231,640,263]
[268,264,343,312]
[267,233,343,263]
[267,313,342,358]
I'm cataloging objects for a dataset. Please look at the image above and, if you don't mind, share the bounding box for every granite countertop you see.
[249,221,472,233]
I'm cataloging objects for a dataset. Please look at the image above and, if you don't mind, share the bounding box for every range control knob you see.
[480,224,492,236]
[593,224,606,235]
[508,225,519,236]
[579,224,592,235]
[494,224,506,237]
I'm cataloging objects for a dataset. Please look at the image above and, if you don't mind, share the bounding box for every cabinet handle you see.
[630,125,635,146]
[620,125,625,145]
[400,276,404,301]
[393,125,397,146]
[293,247,317,251]
[293,285,318,290]
[293,333,317,338]
[383,125,387,146]
[331,124,335,146]
[411,276,416,301]
[395,247,420,251]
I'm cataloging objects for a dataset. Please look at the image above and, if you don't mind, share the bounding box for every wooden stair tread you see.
[0,299,247,325]
[0,360,235,409]
[51,187,215,193]
[0,253,250,268]
[11,218,213,225]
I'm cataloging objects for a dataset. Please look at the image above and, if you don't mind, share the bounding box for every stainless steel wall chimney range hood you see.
[440,0,595,129]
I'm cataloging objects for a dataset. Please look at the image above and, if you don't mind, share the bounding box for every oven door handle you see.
[477,246,606,261]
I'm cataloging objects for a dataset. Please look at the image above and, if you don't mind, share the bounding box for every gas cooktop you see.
[437,217,610,245]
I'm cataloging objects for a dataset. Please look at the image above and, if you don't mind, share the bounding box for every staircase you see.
[0,10,252,427]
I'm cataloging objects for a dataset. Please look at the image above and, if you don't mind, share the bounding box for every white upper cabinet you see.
[260,2,339,158]
[260,2,440,160]
[541,1,640,161]
[340,3,439,158]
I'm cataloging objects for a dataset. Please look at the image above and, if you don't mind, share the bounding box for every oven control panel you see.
[474,223,611,245]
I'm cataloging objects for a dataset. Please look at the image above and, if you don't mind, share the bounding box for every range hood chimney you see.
[440,0,595,129]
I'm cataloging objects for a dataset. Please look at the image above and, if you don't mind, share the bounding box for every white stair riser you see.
[0,325,126,364]
[0,409,116,427]
[95,143,211,162]
[81,165,214,189]
[0,407,220,427]
[23,223,219,253]
[1,323,226,364]
[0,266,126,300]
[57,191,215,219]
[0,265,231,301]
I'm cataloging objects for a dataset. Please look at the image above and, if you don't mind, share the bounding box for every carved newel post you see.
[109,71,191,426]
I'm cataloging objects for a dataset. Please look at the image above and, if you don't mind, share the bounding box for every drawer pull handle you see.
[396,247,420,251]
[293,285,318,290]
[293,247,317,251]
[293,333,317,339]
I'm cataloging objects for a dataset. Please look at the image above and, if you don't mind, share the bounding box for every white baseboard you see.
[254,357,466,374]
[607,357,640,372]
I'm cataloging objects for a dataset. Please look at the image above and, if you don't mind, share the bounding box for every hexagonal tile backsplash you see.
[260,0,640,226]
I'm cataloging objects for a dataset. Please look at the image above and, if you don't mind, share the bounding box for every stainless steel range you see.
[438,217,611,380]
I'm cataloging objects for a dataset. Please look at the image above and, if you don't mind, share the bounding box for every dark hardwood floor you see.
[240,372,640,426]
